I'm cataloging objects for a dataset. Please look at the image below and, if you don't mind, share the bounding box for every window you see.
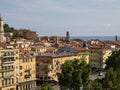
[16,77,18,83]
[10,88,14,90]
[20,66,22,70]
[45,71,48,74]
[16,51,18,54]
[20,72,22,76]
[5,79,7,85]
[12,78,14,84]
[30,58,32,62]
[16,57,18,60]
[40,77,43,79]
[23,59,26,63]
[2,80,4,86]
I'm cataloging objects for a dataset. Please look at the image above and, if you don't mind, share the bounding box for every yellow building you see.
[30,46,46,54]
[0,43,36,90]
[17,49,36,90]
[89,46,112,69]
[77,50,89,64]
[36,52,77,85]
[0,43,19,90]
[58,46,89,64]
[71,47,89,64]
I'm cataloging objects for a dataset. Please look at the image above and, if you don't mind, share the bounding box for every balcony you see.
[42,65,52,71]
[3,52,14,57]
[24,74,31,78]
[2,74,14,79]
[1,69,14,72]
[24,69,31,72]
[1,57,15,64]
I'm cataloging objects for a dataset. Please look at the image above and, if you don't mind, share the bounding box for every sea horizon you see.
[70,36,120,41]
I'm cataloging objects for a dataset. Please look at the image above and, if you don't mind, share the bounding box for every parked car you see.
[99,72,103,76]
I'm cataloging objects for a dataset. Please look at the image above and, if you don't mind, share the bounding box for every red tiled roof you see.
[0,42,6,47]
[88,45,104,49]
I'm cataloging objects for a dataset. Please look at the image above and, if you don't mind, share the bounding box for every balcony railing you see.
[1,68,14,72]
[41,65,52,71]
[24,69,31,72]
[2,74,14,79]
[24,74,31,78]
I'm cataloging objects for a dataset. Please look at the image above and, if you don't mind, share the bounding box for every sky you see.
[0,0,120,36]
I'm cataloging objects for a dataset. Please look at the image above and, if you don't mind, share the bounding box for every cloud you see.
[91,0,117,2]
[49,6,95,14]
[4,0,95,14]
[103,24,112,27]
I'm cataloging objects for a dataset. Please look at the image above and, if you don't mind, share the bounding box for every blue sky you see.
[0,0,120,36]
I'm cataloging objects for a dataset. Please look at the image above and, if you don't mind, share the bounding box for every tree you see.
[106,50,120,70]
[3,24,13,32]
[89,79,102,90]
[3,23,21,39]
[58,59,91,90]
[58,60,73,89]
[12,32,20,39]
[40,84,54,90]
[103,50,120,89]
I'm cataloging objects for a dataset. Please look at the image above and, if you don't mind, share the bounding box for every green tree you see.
[103,50,120,89]
[89,79,102,90]
[58,59,91,90]
[40,84,54,90]
[106,50,120,70]
[3,23,21,39]
[12,32,20,39]
[3,24,13,32]
[58,60,73,89]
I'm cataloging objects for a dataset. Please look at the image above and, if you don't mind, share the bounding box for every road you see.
[52,85,60,90]
[89,72,106,80]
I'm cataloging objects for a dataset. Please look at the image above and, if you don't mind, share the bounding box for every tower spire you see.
[115,35,118,41]
[0,14,3,21]
[0,16,6,42]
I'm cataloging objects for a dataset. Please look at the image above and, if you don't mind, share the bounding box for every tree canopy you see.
[3,24,13,32]
[106,50,120,70]
[102,50,120,89]
[40,84,54,90]
[58,59,91,90]
[3,23,21,39]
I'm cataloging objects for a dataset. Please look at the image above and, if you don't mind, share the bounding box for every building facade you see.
[36,53,77,85]
[17,53,36,90]
[0,43,19,90]
[89,48,112,69]
[0,43,36,90]
[77,50,89,64]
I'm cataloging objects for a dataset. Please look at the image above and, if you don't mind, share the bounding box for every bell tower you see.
[0,16,6,42]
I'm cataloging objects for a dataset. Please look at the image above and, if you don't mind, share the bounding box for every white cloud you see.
[103,23,112,27]
[91,0,117,2]
[6,0,95,14]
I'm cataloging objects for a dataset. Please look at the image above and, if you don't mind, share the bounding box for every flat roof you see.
[38,52,77,58]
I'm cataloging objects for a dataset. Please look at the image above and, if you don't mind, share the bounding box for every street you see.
[89,72,106,80]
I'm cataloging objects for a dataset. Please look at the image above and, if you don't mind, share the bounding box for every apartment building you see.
[30,46,46,54]
[0,43,19,90]
[36,52,77,85]
[89,46,112,69]
[77,50,89,64]
[58,46,89,64]
[17,50,36,90]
